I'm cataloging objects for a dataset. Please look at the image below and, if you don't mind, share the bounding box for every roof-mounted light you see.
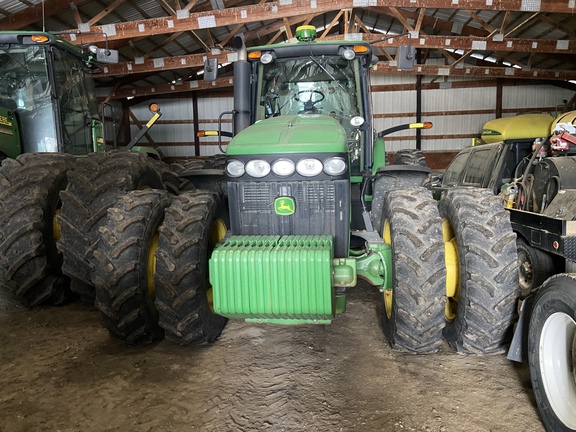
[31,35,49,43]
[341,48,355,60]
[353,45,369,53]
[261,52,274,64]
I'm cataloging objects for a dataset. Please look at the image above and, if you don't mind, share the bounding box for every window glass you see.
[0,45,57,152]
[52,47,98,155]
[255,56,365,174]
[462,147,494,186]
[443,152,470,186]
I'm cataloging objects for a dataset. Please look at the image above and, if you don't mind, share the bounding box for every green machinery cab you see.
[0,31,106,159]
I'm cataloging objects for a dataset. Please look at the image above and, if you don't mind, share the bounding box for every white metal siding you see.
[122,81,573,157]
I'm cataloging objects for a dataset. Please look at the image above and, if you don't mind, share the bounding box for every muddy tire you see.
[58,151,167,299]
[517,237,555,297]
[92,190,171,344]
[392,149,427,167]
[380,186,446,353]
[154,190,228,345]
[170,157,226,194]
[203,154,226,169]
[0,153,76,306]
[528,274,576,432]
[439,187,519,354]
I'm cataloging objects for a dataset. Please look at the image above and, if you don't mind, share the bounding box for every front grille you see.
[228,179,350,257]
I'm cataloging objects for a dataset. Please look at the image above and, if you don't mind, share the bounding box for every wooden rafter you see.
[59,0,575,45]
[95,33,576,78]
[107,62,576,99]
[0,0,90,30]
[87,0,125,26]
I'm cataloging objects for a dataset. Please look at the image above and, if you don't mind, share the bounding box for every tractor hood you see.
[226,114,347,155]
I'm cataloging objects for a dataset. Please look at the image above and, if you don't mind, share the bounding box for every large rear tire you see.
[380,186,446,353]
[439,187,519,354]
[528,274,576,432]
[154,190,228,345]
[0,153,76,306]
[92,190,171,344]
[392,149,427,167]
[58,151,167,299]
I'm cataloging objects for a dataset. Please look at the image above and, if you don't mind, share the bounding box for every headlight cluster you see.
[226,157,347,178]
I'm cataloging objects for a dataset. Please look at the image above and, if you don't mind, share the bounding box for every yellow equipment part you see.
[481,113,553,144]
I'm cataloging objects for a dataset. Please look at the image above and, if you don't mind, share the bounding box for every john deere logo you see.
[274,197,295,216]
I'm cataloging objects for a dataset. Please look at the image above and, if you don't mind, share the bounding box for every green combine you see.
[0,32,168,307]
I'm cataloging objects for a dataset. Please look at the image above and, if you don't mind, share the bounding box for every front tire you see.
[92,190,171,344]
[528,274,576,432]
[439,187,519,354]
[154,190,228,345]
[380,186,446,353]
[58,151,167,299]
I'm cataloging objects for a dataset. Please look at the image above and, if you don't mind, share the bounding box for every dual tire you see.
[92,188,228,345]
[0,153,76,306]
[381,186,520,355]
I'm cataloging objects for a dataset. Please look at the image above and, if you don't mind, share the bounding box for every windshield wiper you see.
[307,54,347,92]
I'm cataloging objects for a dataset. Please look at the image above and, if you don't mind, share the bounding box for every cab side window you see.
[443,152,470,186]
[462,147,494,187]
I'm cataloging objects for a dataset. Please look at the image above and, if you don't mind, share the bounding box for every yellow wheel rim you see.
[147,232,159,299]
[383,219,393,319]
[53,206,62,249]
[442,218,460,321]
[207,218,227,312]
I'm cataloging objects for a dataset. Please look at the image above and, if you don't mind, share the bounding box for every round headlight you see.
[323,157,347,176]
[296,158,323,177]
[272,159,295,177]
[342,48,355,60]
[226,159,245,177]
[350,116,365,127]
[245,159,271,177]
[261,52,274,64]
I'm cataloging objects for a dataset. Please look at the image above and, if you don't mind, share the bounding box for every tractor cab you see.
[243,26,374,177]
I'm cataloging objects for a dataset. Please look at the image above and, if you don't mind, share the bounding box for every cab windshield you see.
[255,55,365,169]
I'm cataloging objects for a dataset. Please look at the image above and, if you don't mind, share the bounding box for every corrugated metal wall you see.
[125,78,572,159]
[129,96,233,158]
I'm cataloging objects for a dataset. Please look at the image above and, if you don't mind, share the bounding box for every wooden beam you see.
[372,62,576,81]
[94,34,576,78]
[104,61,575,99]
[0,0,90,30]
[87,0,125,26]
[61,0,576,45]
[110,76,234,99]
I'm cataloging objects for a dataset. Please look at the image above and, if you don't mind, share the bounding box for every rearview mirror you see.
[204,58,218,82]
[397,45,415,71]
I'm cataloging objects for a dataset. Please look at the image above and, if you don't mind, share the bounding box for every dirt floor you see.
[0,283,544,432]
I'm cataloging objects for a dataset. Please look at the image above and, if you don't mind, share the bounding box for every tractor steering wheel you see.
[295,90,325,113]
[295,89,325,104]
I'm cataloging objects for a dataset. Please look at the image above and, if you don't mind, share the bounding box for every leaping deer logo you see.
[275,197,295,215]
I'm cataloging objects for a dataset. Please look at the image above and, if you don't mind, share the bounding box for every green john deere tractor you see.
[87,26,519,353]
[0,32,171,307]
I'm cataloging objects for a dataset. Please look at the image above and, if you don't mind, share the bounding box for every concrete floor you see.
[0,284,544,432]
